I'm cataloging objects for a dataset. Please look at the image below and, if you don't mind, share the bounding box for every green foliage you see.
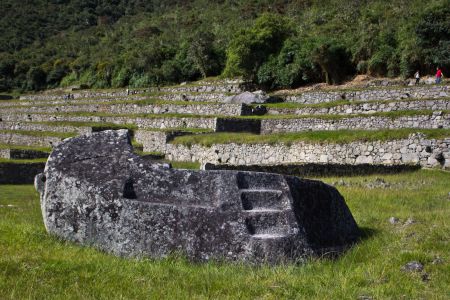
[223,13,293,80]
[416,2,450,74]
[26,67,46,91]
[312,41,355,84]
[0,0,448,92]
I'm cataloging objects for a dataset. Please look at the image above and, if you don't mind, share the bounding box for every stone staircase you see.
[237,172,299,263]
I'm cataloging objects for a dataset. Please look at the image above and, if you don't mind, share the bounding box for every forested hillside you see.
[0,0,449,92]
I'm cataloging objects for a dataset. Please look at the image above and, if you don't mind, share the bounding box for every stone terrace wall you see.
[153,83,246,94]
[0,149,9,158]
[0,122,91,135]
[0,149,49,159]
[134,130,195,152]
[261,114,450,134]
[1,102,243,116]
[0,113,216,130]
[135,130,167,152]
[283,85,449,104]
[157,92,229,102]
[1,96,147,107]
[165,135,450,169]
[267,99,450,116]
[20,90,147,101]
[0,133,63,147]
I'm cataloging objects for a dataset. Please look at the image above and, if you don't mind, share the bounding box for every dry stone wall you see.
[165,134,450,169]
[135,130,168,152]
[0,133,63,147]
[152,82,246,94]
[20,90,147,101]
[0,122,91,135]
[1,96,147,107]
[283,85,449,104]
[2,103,243,116]
[0,113,216,130]
[0,149,9,158]
[157,92,230,102]
[0,148,49,159]
[267,99,450,116]
[261,114,450,134]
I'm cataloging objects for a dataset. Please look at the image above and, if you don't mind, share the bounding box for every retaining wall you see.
[267,99,450,116]
[261,114,450,134]
[164,134,450,169]
[0,133,64,147]
[0,122,91,135]
[283,85,449,104]
[0,96,147,107]
[134,130,197,152]
[0,113,216,130]
[20,90,147,101]
[1,102,244,116]
[153,82,247,93]
[157,92,229,102]
[0,148,49,159]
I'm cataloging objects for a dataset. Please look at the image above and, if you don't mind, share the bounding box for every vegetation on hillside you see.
[0,0,449,92]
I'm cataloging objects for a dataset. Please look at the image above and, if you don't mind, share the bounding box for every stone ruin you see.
[35,130,360,263]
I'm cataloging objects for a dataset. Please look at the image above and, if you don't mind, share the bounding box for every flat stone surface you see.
[36,130,361,263]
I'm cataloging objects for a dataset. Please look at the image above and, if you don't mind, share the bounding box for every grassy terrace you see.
[0,130,76,139]
[4,97,449,112]
[10,109,449,121]
[0,98,230,109]
[259,97,450,110]
[170,129,450,147]
[271,82,450,95]
[1,170,448,298]
[34,121,214,134]
[0,158,47,164]
[0,144,51,152]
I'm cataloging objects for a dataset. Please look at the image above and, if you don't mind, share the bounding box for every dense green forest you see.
[0,0,449,92]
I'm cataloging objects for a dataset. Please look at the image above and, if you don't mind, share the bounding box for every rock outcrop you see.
[35,130,360,263]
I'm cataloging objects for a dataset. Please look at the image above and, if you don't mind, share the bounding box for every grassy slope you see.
[0,170,449,299]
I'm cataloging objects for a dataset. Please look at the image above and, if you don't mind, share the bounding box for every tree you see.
[26,67,47,90]
[416,3,450,73]
[187,30,220,78]
[312,41,354,85]
[223,13,293,80]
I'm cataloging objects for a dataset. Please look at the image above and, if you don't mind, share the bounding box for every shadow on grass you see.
[358,226,379,241]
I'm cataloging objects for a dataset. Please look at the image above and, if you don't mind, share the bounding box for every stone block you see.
[35,130,360,264]
[402,153,420,164]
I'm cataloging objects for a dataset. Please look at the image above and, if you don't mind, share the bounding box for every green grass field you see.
[0,170,448,299]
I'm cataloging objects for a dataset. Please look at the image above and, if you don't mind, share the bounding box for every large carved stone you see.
[35,130,360,263]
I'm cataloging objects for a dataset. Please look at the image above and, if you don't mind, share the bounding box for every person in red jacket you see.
[435,67,443,84]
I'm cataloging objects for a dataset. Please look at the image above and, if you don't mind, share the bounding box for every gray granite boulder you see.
[35,130,360,263]
[223,91,268,104]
